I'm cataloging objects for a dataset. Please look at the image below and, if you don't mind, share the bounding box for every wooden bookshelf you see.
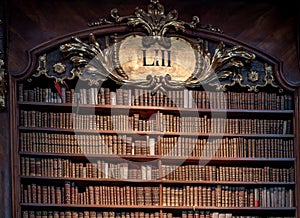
[15,83,297,217]
[10,1,299,218]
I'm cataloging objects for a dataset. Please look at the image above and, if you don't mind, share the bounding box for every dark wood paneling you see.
[0,0,11,217]
[0,112,12,218]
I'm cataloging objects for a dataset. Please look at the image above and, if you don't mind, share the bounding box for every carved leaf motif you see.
[185,42,255,88]
[60,33,128,84]
[128,1,185,38]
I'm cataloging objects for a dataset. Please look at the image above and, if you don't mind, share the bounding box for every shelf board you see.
[19,152,295,165]
[19,152,161,162]
[18,152,296,164]
[20,203,160,209]
[20,176,295,186]
[161,206,296,210]
[20,203,296,211]
[18,127,294,138]
[160,156,296,165]
[20,176,161,184]
[18,101,294,116]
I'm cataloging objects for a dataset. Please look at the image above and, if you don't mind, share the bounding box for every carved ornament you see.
[30,0,283,93]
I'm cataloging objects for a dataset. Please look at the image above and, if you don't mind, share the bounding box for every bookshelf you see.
[10,1,299,218]
[14,83,297,218]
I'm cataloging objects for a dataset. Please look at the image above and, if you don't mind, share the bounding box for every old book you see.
[211,212,219,218]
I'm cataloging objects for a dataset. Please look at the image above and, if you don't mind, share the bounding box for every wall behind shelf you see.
[1,0,300,217]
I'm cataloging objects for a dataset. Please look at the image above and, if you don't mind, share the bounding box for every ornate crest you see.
[31,0,283,93]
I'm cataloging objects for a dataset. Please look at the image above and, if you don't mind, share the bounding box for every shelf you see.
[20,176,296,186]
[160,180,295,186]
[20,203,296,211]
[19,152,161,162]
[161,206,296,216]
[20,203,160,209]
[18,127,295,138]
[18,152,296,164]
[18,101,294,117]
[161,206,296,211]
[20,176,161,185]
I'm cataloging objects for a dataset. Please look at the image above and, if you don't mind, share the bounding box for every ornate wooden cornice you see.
[21,0,291,93]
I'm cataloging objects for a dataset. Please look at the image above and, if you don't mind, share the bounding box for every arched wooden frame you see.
[9,1,300,217]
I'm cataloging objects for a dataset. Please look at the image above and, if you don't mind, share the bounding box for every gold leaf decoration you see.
[185,42,256,89]
[53,62,66,74]
[248,71,258,82]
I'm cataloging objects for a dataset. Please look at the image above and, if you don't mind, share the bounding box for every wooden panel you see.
[0,112,12,218]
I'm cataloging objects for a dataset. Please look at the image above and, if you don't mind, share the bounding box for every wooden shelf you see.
[18,101,294,117]
[20,176,161,185]
[20,203,160,209]
[18,152,296,164]
[20,203,296,211]
[161,206,296,211]
[20,176,295,186]
[18,126,294,138]
[15,87,297,217]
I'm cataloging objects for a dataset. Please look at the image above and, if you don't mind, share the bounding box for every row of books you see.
[161,165,294,182]
[162,186,294,207]
[20,157,295,182]
[21,210,295,218]
[158,137,294,158]
[22,211,160,218]
[21,183,294,207]
[21,157,158,180]
[20,132,295,158]
[180,211,293,218]
[18,84,294,110]
[20,110,293,134]
[21,183,160,205]
[22,210,295,218]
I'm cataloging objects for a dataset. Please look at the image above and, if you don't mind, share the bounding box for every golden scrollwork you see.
[124,74,184,95]
[30,1,284,94]
[31,54,47,80]
[253,63,283,92]
[32,32,284,94]
[60,33,127,86]
[0,59,6,110]
[185,42,256,90]
[31,54,76,84]
[213,63,283,92]
[88,0,222,34]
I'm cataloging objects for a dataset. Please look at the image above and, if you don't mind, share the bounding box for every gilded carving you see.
[53,62,66,74]
[30,0,284,93]
[248,71,259,82]
[254,63,283,92]
[185,42,256,89]
[88,0,221,34]
[32,54,76,84]
[60,33,127,86]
